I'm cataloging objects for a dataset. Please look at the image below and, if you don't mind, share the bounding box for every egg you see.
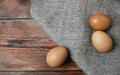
[89,13,111,31]
[92,31,113,53]
[46,46,68,67]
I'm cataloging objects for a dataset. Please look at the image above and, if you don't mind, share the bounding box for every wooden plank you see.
[0,20,83,72]
[0,20,51,40]
[0,48,80,71]
[0,0,31,19]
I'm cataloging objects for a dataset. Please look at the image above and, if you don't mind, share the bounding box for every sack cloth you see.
[31,0,120,75]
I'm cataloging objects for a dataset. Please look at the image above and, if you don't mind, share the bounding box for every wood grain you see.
[0,0,31,19]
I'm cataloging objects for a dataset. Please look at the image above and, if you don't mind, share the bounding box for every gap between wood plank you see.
[0,18,33,21]
[0,70,82,72]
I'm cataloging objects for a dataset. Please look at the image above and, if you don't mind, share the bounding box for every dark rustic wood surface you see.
[0,0,86,75]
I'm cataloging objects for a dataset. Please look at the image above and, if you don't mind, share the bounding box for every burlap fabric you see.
[31,0,120,75]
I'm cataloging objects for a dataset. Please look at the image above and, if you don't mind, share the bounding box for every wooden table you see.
[0,0,85,75]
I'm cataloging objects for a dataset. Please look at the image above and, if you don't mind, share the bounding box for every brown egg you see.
[92,31,113,53]
[89,13,111,30]
[46,46,68,67]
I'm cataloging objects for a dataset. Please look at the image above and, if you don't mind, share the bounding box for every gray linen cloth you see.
[31,0,120,75]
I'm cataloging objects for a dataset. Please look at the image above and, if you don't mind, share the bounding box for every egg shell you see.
[46,46,68,67]
[89,13,111,31]
[92,31,113,53]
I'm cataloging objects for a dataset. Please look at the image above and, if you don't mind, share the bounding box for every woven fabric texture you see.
[31,0,120,75]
